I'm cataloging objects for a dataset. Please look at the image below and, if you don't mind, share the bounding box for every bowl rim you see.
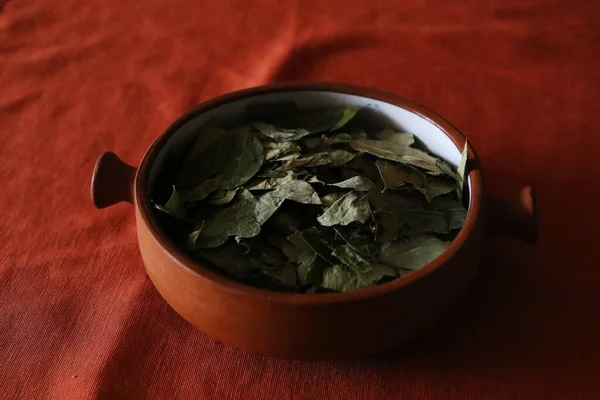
[134,82,484,304]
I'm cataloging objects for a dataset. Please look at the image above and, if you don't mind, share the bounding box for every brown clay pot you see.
[91,83,538,360]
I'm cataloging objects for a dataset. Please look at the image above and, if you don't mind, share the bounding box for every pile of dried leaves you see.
[152,105,468,293]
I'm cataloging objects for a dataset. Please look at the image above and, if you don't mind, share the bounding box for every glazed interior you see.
[148,90,470,207]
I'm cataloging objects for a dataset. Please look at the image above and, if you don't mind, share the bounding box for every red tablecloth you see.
[2,1,599,399]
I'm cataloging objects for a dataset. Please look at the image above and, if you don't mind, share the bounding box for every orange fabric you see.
[1,1,600,399]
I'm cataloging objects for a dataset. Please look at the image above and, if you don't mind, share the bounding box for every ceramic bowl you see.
[91,83,538,359]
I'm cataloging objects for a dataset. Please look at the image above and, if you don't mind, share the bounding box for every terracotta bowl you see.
[91,83,538,360]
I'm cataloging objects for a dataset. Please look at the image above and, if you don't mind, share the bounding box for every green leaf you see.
[218,126,264,190]
[375,160,426,190]
[379,235,450,271]
[189,194,261,249]
[154,186,188,220]
[332,245,372,273]
[321,264,397,292]
[317,191,371,227]
[329,176,372,191]
[253,121,312,142]
[456,141,468,202]
[350,139,443,174]
[282,149,355,170]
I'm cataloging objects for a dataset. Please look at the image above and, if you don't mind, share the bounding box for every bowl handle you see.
[485,185,538,244]
[91,152,137,209]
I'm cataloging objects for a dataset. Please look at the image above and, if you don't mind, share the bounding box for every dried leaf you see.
[374,129,415,147]
[282,149,355,170]
[264,261,297,286]
[330,131,369,143]
[195,244,253,280]
[255,192,285,225]
[206,188,239,205]
[182,122,225,166]
[256,169,288,179]
[270,180,322,204]
[306,175,325,185]
[317,191,371,227]
[190,195,261,249]
[253,121,311,142]
[219,127,264,189]
[379,235,450,271]
[367,180,390,212]
[320,192,345,207]
[346,156,381,182]
[334,227,380,257]
[153,104,467,294]
[329,176,372,191]
[178,179,220,203]
[415,178,455,202]
[430,197,467,230]
[435,159,458,180]
[154,186,188,220]
[287,232,324,286]
[176,135,232,188]
[256,245,285,268]
[245,171,296,191]
[375,214,402,243]
[300,228,337,265]
[375,160,426,190]
[332,245,372,273]
[321,264,397,292]
[263,140,301,161]
[272,212,301,233]
[350,139,443,174]
[380,194,449,233]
